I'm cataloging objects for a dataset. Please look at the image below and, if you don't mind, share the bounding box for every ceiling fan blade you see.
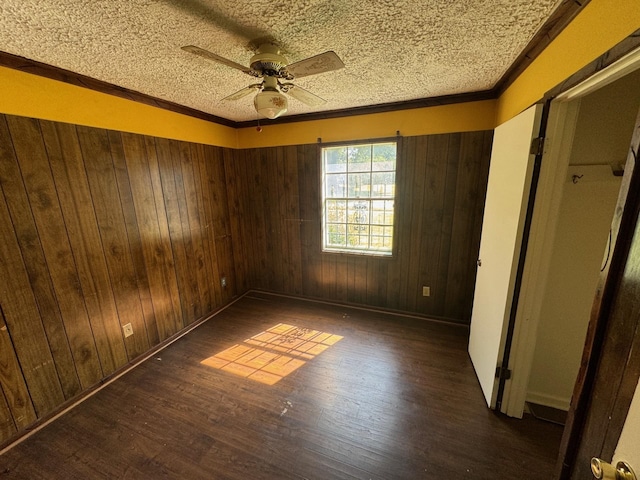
[181,45,252,74]
[222,84,261,101]
[285,85,326,107]
[286,51,345,78]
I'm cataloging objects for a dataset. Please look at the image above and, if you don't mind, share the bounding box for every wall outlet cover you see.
[123,323,134,338]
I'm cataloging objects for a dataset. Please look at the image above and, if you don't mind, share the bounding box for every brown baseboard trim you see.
[246,289,470,328]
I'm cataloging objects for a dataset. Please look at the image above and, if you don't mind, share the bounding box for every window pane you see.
[372,143,396,171]
[326,173,346,198]
[371,172,395,197]
[370,225,384,236]
[326,200,346,223]
[347,199,370,227]
[348,172,371,198]
[370,200,394,225]
[347,224,369,248]
[347,145,372,172]
[326,223,346,247]
[325,147,347,173]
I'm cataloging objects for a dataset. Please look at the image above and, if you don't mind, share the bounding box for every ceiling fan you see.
[182,43,344,119]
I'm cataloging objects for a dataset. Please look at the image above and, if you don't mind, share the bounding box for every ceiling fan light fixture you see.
[254,89,288,119]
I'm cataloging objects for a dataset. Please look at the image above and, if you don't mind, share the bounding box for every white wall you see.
[614,378,640,468]
[526,168,620,409]
[526,69,640,410]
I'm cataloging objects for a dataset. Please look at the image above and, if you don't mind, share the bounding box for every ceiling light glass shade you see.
[254,90,288,119]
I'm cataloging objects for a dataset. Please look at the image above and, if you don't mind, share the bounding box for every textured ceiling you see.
[0,0,563,122]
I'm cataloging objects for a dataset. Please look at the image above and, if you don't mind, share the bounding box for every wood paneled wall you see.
[227,131,493,323]
[0,114,239,445]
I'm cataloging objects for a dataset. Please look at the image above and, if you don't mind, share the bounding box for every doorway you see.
[468,51,640,420]
[524,67,640,417]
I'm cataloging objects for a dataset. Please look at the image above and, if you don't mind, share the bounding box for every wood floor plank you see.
[1,294,562,479]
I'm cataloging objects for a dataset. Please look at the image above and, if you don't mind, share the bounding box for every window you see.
[322,141,397,255]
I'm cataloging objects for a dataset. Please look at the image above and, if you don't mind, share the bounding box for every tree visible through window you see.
[322,142,396,255]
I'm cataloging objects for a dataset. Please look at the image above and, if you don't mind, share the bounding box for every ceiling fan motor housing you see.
[250,44,290,77]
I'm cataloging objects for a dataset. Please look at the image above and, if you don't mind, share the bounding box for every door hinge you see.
[495,365,512,380]
[530,137,545,156]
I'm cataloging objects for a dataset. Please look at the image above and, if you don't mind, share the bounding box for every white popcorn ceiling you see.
[0,0,562,122]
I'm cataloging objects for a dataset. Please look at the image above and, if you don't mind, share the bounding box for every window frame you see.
[319,137,400,257]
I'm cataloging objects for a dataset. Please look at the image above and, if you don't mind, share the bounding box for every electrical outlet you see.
[123,323,134,338]
[422,286,431,297]
[221,276,227,288]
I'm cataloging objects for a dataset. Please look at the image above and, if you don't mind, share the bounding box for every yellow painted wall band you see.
[0,66,238,148]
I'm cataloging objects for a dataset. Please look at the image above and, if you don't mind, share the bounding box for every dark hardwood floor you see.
[0,292,562,479]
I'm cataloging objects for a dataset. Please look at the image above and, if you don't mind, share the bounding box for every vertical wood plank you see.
[223,150,252,291]
[0,186,63,418]
[395,137,416,311]
[236,149,258,287]
[12,117,109,385]
[0,116,72,414]
[125,137,161,346]
[193,143,222,309]
[249,149,267,288]
[1,116,90,409]
[436,134,461,316]
[155,138,199,323]
[105,131,153,358]
[267,147,284,292]
[365,257,379,307]
[445,132,485,320]
[276,147,292,292]
[207,146,238,302]
[119,133,183,338]
[75,125,140,373]
[171,140,202,320]
[42,120,125,388]
[0,383,17,443]
[283,145,303,294]
[0,303,36,433]
[150,140,193,323]
[298,144,322,298]
[179,141,211,317]
[406,136,428,311]
[418,134,449,315]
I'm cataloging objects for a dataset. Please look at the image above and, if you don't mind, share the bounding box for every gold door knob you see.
[591,458,637,480]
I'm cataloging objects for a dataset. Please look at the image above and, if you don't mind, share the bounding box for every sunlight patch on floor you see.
[201,323,343,385]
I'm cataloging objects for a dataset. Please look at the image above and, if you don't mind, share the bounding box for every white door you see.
[468,104,544,408]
